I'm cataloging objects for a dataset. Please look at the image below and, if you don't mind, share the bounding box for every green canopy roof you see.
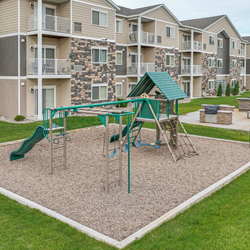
[127,72,187,101]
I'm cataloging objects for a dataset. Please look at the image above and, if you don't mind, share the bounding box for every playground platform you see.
[1,126,249,241]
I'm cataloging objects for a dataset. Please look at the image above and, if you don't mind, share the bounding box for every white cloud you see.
[114,0,250,36]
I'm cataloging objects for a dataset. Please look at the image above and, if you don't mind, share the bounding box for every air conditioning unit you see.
[203,44,206,50]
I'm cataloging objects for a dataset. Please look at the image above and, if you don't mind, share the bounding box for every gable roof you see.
[127,72,187,100]
[243,36,250,42]
[104,0,120,10]
[181,15,225,30]
[117,4,161,16]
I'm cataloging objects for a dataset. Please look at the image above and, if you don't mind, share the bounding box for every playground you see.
[1,126,250,240]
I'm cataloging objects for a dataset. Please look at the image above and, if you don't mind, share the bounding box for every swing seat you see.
[108,149,117,158]
[139,140,162,149]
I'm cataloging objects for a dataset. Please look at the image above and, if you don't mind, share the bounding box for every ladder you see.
[158,117,197,161]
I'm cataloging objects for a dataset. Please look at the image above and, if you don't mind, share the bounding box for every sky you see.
[114,0,250,37]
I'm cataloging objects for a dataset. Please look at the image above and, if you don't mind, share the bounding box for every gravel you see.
[0,127,249,241]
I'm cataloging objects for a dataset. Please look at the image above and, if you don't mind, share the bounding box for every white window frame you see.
[218,38,223,48]
[91,47,108,64]
[91,83,108,101]
[129,82,137,91]
[240,78,243,85]
[166,26,175,39]
[91,9,108,27]
[74,22,82,32]
[217,59,223,68]
[232,41,237,49]
[208,80,215,90]
[34,85,56,116]
[115,51,123,65]
[130,23,138,33]
[116,82,122,97]
[232,79,237,87]
[208,57,215,68]
[166,53,175,66]
[209,35,215,45]
[116,19,123,33]
[232,59,237,68]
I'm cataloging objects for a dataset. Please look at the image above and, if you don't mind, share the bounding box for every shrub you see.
[225,83,231,96]
[236,81,240,95]
[232,85,237,96]
[116,98,128,108]
[14,115,25,122]
[217,83,223,96]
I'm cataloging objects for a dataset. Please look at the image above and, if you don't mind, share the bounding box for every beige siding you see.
[230,38,241,56]
[20,80,27,116]
[26,78,71,117]
[143,21,155,33]
[203,32,217,53]
[194,53,202,65]
[0,79,18,118]
[115,77,127,98]
[59,38,71,59]
[116,18,129,44]
[193,77,202,97]
[80,0,113,8]
[144,7,178,25]
[143,47,156,63]
[156,21,178,48]
[246,76,250,90]
[72,1,115,40]
[60,1,70,18]
[0,0,18,35]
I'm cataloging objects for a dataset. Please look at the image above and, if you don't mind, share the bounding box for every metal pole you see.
[176,99,178,116]
[119,115,122,186]
[105,116,109,192]
[127,114,130,194]
[63,111,67,170]
[49,110,53,174]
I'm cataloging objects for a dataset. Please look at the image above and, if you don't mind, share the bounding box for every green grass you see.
[178,91,250,115]
[1,169,250,249]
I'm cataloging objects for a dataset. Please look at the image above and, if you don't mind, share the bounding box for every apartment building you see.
[0,0,249,119]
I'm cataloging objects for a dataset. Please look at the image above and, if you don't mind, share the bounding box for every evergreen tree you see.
[217,83,223,96]
[236,81,240,95]
[232,85,237,96]
[225,83,231,96]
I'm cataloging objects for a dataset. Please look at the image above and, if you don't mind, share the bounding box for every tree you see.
[225,83,231,96]
[232,85,237,96]
[217,83,223,96]
[236,81,240,95]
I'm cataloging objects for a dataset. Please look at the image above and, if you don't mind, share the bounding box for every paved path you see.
[179,109,250,131]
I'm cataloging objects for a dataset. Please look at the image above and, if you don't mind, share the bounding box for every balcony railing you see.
[28,14,71,34]
[28,58,71,75]
[181,65,202,75]
[129,31,155,45]
[182,41,202,51]
[127,63,155,75]
[240,49,245,57]
[240,67,245,74]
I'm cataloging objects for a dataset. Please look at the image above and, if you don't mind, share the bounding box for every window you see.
[116,51,122,65]
[92,10,108,27]
[116,19,122,33]
[240,78,243,85]
[74,22,82,32]
[232,60,237,68]
[129,82,136,91]
[166,26,175,38]
[232,79,237,87]
[218,38,223,48]
[208,80,215,89]
[208,57,215,67]
[92,84,108,101]
[92,48,108,63]
[232,41,237,49]
[74,65,82,72]
[209,36,215,45]
[157,36,162,43]
[116,82,122,97]
[166,54,175,66]
[217,59,223,68]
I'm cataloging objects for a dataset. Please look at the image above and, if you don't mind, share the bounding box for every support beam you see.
[105,116,109,192]
[37,0,43,120]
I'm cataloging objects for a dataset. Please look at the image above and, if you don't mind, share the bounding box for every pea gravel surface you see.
[0,126,249,241]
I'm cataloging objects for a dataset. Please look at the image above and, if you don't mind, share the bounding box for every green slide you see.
[110,121,142,143]
[10,126,44,161]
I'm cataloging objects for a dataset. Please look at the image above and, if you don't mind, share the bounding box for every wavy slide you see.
[10,126,44,161]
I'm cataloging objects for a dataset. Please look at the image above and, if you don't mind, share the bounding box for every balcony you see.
[240,49,245,57]
[28,58,71,76]
[129,31,155,45]
[181,65,202,75]
[28,14,71,34]
[182,41,202,51]
[127,63,155,75]
[240,67,245,74]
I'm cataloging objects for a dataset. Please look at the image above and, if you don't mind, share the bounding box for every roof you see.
[117,4,161,16]
[127,72,187,100]
[243,36,250,42]
[181,15,225,30]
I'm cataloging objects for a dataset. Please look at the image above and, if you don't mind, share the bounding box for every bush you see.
[232,85,237,96]
[217,83,223,96]
[116,98,128,108]
[225,83,231,96]
[14,115,25,122]
[236,81,240,95]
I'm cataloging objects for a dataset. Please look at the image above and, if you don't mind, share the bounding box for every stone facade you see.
[201,53,217,96]
[237,98,250,111]
[200,110,232,125]
[229,56,243,91]
[71,38,116,105]
[155,48,179,83]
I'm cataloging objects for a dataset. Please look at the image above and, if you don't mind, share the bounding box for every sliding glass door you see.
[35,88,55,116]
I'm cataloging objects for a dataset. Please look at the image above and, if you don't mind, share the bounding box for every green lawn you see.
[178,91,250,115]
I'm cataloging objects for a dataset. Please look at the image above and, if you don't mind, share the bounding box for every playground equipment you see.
[10,72,197,193]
